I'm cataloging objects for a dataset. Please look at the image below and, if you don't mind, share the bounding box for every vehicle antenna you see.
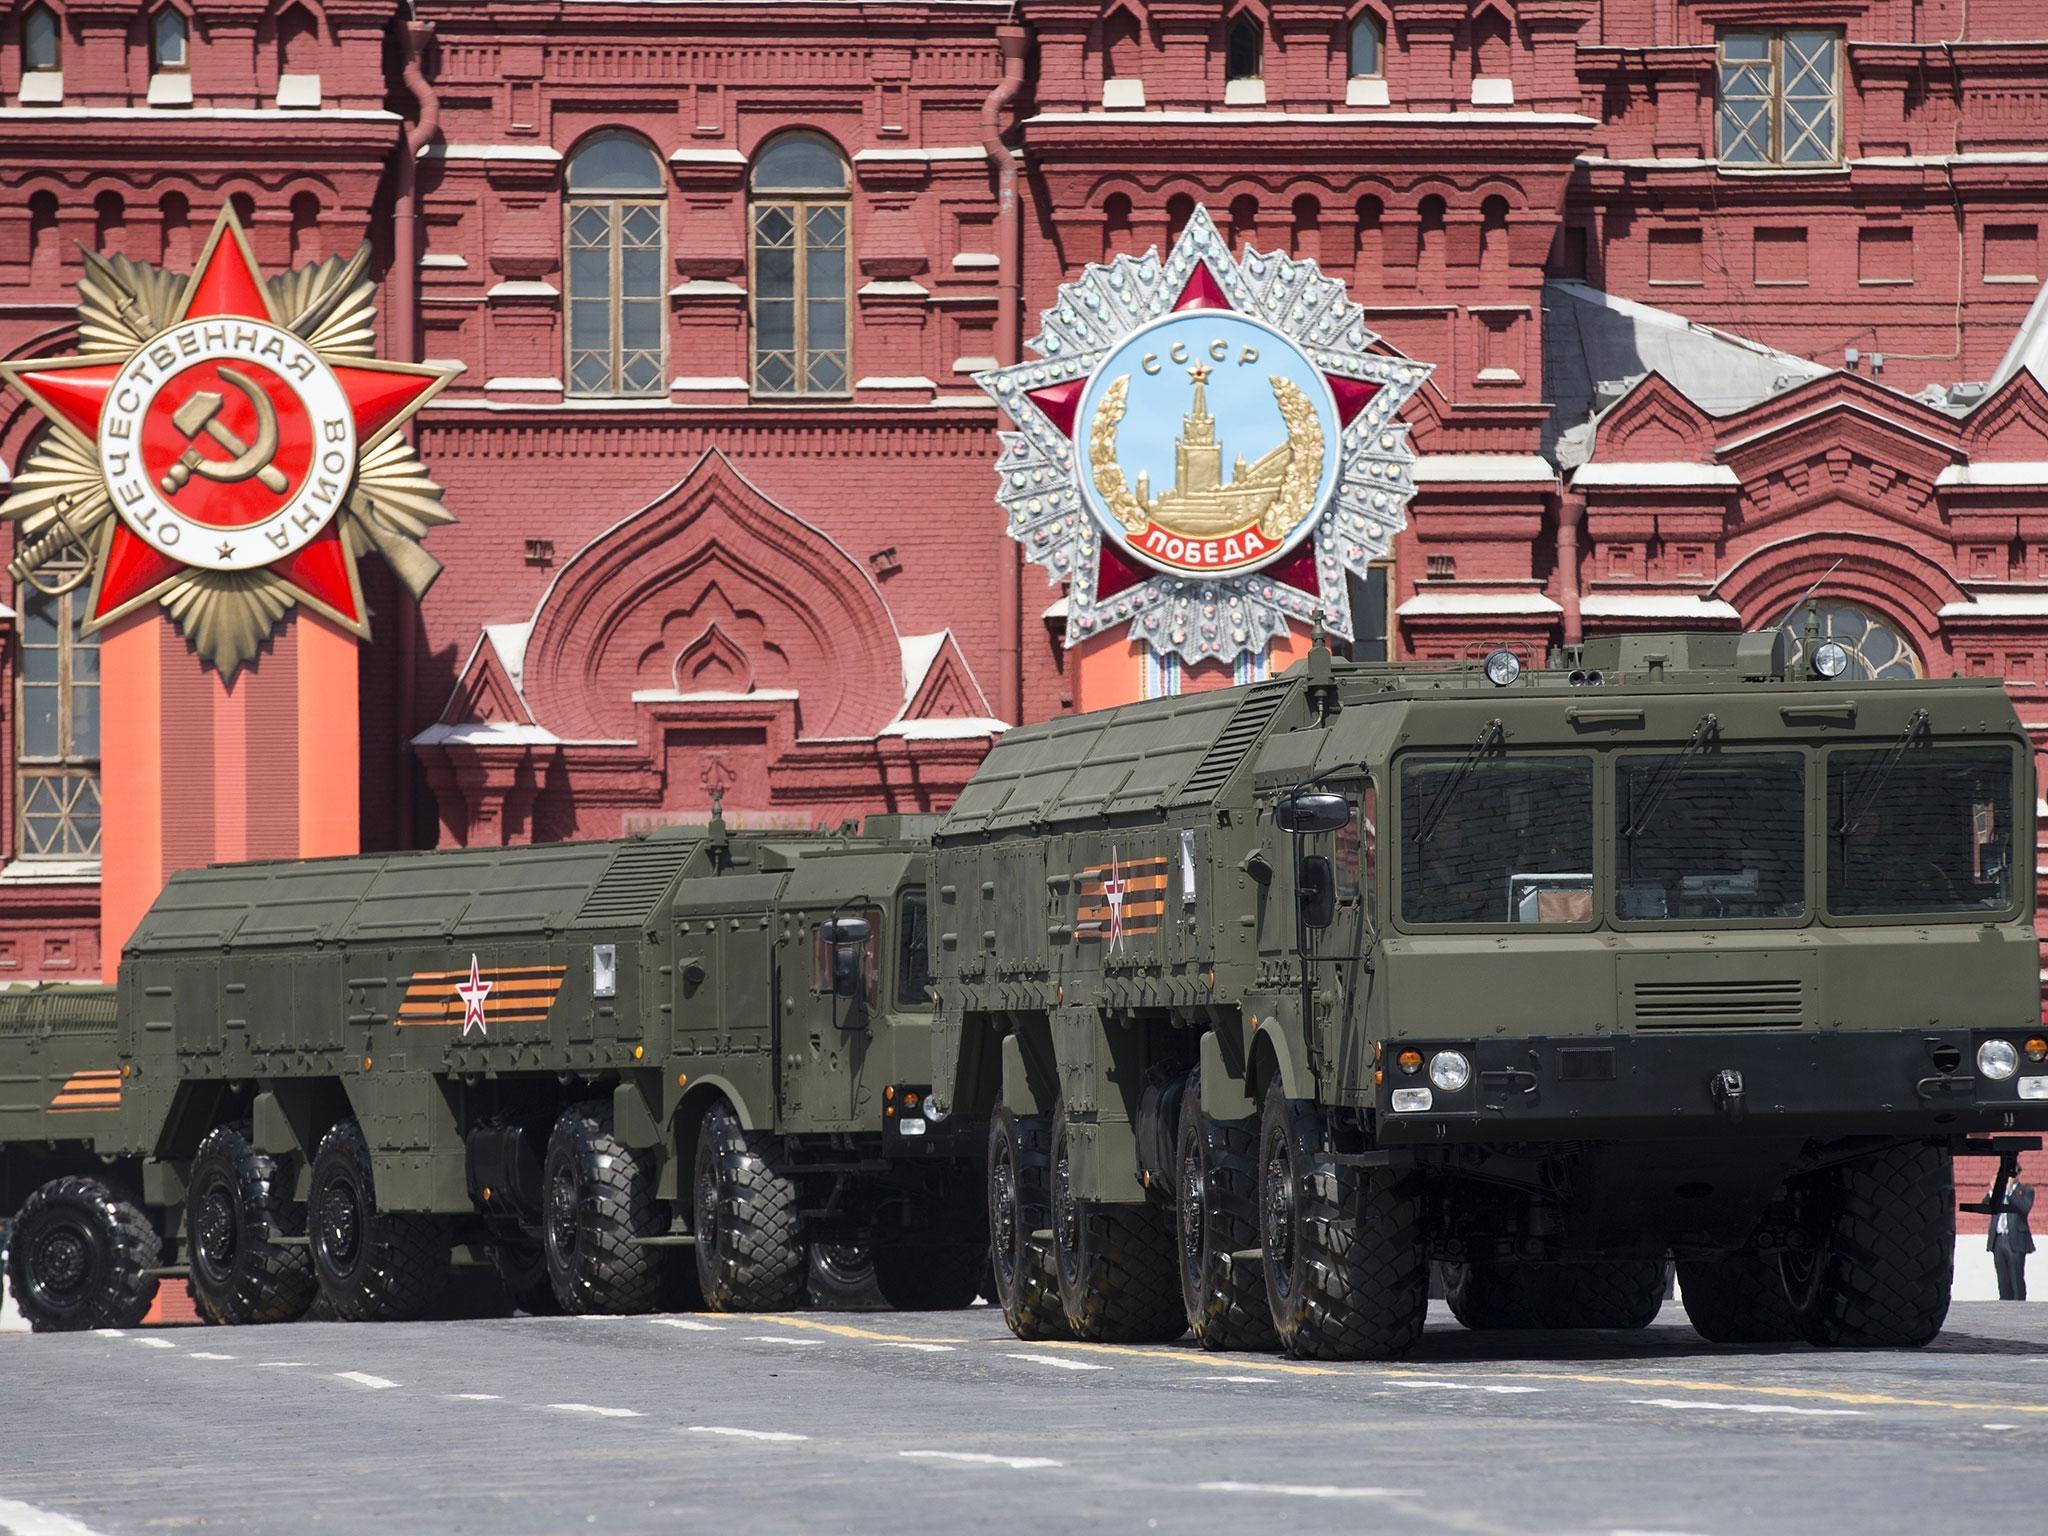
[708,786,730,869]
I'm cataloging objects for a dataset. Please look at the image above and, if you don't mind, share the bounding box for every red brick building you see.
[3,0,2048,1018]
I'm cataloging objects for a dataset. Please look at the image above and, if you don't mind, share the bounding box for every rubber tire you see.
[493,1244,563,1317]
[693,1101,805,1312]
[1050,1103,1185,1343]
[1446,1258,1667,1331]
[1176,1062,1276,1351]
[5,1176,159,1333]
[987,1106,1065,1340]
[308,1119,449,1323]
[1259,1078,1427,1361]
[809,1243,879,1309]
[542,1100,662,1315]
[1785,1141,1954,1348]
[1678,1255,1801,1344]
[185,1120,317,1326]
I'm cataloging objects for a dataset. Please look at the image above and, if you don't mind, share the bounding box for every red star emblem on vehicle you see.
[456,954,493,1038]
[0,206,458,672]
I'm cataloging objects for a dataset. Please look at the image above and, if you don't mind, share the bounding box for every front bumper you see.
[1374,1027,2048,1144]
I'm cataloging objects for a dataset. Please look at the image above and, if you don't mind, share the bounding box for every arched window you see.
[92,190,124,256]
[1480,194,1510,274]
[21,4,58,72]
[289,190,320,265]
[749,131,849,396]
[275,2,319,107]
[565,133,667,398]
[1348,14,1384,77]
[1101,8,1143,107]
[1226,16,1262,81]
[1775,600,1923,681]
[13,457,101,861]
[1290,194,1321,261]
[151,6,187,71]
[1471,9,1513,104]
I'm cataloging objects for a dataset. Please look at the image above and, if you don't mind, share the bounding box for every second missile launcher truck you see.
[931,631,2047,1359]
[0,813,982,1330]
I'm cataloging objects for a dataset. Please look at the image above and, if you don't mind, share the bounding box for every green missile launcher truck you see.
[0,813,982,1331]
[933,630,2048,1358]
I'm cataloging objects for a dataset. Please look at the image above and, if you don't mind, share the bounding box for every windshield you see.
[1399,755,1594,926]
[1616,752,1805,921]
[1827,745,2015,916]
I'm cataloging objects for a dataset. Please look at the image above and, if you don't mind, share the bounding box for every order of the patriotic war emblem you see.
[977,204,1430,665]
[0,207,459,674]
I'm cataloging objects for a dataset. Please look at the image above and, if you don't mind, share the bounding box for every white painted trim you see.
[420,253,468,269]
[1223,79,1268,106]
[483,376,563,392]
[275,73,322,110]
[632,688,800,704]
[858,279,930,297]
[1573,461,1739,488]
[0,859,99,885]
[1470,77,1515,107]
[856,375,938,390]
[412,722,562,747]
[1410,453,1557,483]
[0,105,399,122]
[670,375,750,392]
[146,72,193,108]
[671,278,744,296]
[1345,77,1390,108]
[1940,595,2048,618]
[1102,78,1146,110]
[1026,109,1597,126]
[487,280,560,299]
[952,355,999,375]
[667,147,747,165]
[853,146,987,163]
[952,252,1000,269]
[1937,463,2048,488]
[1398,590,1563,616]
[17,72,63,106]
[1579,593,1742,620]
[424,142,563,162]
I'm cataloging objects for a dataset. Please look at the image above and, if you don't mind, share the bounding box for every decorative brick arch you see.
[520,449,903,742]
[1716,531,1967,667]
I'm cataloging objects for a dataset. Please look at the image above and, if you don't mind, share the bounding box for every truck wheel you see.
[987,1106,1066,1339]
[5,1176,159,1332]
[492,1245,562,1316]
[308,1119,449,1322]
[542,1100,662,1315]
[1677,1255,1800,1344]
[185,1120,317,1326]
[692,1101,804,1311]
[1784,1141,1953,1348]
[809,1243,878,1309]
[1176,1063,1276,1351]
[1446,1259,1666,1330]
[1050,1104,1185,1343]
[1259,1078,1426,1361]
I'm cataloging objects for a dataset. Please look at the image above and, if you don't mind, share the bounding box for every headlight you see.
[923,1094,949,1123]
[1978,1039,2019,1081]
[1812,639,1851,679]
[1428,1051,1471,1093]
[2018,1076,2048,1101]
[1483,649,1521,687]
[1390,1087,1434,1113]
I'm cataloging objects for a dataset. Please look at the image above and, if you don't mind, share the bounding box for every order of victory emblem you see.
[0,207,460,674]
[976,205,1430,664]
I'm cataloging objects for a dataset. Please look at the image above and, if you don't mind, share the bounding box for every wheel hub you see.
[195,1183,238,1272]
[1262,1141,1294,1294]
[1178,1138,1205,1277]
[32,1224,90,1298]
[990,1151,1019,1286]
[319,1182,361,1269]
[546,1164,579,1267]
[1052,1138,1079,1283]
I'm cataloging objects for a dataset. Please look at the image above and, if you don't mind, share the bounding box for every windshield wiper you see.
[1834,709,1931,838]
[1416,717,1504,847]
[1622,713,1720,842]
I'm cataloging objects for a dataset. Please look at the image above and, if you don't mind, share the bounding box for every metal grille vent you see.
[574,841,696,927]
[1631,978,1805,1029]
[1178,681,1292,801]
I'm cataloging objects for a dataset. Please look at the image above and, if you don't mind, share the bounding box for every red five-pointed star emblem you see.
[456,954,493,1038]
[0,206,459,672]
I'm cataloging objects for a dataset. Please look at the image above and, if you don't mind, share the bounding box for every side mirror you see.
[1298,854,1336,930]
[1274,792,1350,836]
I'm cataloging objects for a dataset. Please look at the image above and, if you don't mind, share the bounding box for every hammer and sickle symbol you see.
[158,366,290,498]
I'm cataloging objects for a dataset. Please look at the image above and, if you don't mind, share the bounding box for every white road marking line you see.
[899,1451,1063,1471]
[547,1403,643,1418]
[746,1335,823,1347]
[132,1337,176,1349]
[333,1371,400,1390]
[449,1394,503,1402]
[1209,1375,1280,1384]
[1395,1379,1542,1395]
[0,1495,114,1536]
[1982,1423,2019,1430]
[186,1351,236,1361]
[90,1330,124,1339]
[1200,1482,1421,1501]
[688,1426,810,1442]
[1006,1353,1109,1372]
[874,1342,956,1353]
[1627,1398,1864,1418]
[650,1318,724,1332]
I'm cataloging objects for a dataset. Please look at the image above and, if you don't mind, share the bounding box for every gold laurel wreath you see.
[1085,371,1324,545]
[0,242,454,674]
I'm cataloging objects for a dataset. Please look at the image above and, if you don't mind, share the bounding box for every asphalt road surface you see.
[2,1299,2044,1536]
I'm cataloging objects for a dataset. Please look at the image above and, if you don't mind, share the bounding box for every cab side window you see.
[896,889,932,1006]
[1333,780,1377,911]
